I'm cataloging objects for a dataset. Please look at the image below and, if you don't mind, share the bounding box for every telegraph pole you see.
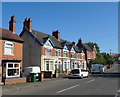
[110,49,111,55]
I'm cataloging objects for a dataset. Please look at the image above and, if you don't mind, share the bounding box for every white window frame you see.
[45,61,54,71]
[6,62,20,78]
[55,49,61,57]
[63,51,68,57]
[4,41,14,56]
[45,48,52,56]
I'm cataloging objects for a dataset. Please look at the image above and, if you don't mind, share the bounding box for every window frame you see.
[6,62,20,78]
[45,61,54,71]
[55,49,61,56]
[45,48,52,56]
[64,51,68,57]
[4,41,14,56]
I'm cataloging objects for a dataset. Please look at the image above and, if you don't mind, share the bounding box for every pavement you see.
[2,64,120,95]
[2,75,71,94]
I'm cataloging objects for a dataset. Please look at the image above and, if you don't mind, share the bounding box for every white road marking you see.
[99,77,102,78]
[56,85,79,93]
[86,79,95,83]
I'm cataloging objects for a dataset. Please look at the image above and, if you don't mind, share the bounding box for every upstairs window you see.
[64,51,68,57]
[76,53,79,58]
[55,49,61,56]
[45,48,52,56]
[71,53,74,58]
[4,41,14,55]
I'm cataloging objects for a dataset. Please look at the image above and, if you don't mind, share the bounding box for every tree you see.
[90,53,115,66]
[90,53,106,65]
[101,53,115,65]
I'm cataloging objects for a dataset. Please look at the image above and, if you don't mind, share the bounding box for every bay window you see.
[6,63,20,78]
[45,61,54,71]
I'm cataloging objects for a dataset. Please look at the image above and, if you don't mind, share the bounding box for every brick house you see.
[0,16,26,85]
[20,18,87,80]
[77,38,97,70]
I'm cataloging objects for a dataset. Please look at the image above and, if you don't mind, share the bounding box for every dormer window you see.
[4,41,14,55]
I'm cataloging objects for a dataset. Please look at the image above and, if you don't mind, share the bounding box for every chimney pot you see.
[23,17,32,32]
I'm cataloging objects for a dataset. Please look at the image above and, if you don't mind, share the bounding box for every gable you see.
[63,44,69,50]
[70,46,76,53]
[44,38,54,48]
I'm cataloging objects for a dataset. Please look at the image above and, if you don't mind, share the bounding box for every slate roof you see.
[31,29,62,49]
[0,28,24,43]
[60,39,82,53]
[21,27,93,53]
[86,44,95,51]
[82,43,92,51]
[77,42,92,52]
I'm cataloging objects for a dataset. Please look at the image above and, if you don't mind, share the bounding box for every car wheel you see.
[81,75,83,79]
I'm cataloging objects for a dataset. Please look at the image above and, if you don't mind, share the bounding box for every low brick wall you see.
[4,77,26,85]
[44,71,52,78]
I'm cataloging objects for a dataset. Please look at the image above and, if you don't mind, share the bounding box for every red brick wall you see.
[90,48,96,59]
[61,50,63,57]
[4,77,26,85]
[41,47,45,55]
[74,53,76,58]
[2,40,23,72]
[67,52,70,58]
[52,48,55,56]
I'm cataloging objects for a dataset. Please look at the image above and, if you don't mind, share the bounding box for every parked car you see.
[70,68,89,79]
[23,66,41,80]
[91,64,104,74]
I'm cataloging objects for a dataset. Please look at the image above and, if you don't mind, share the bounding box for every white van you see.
[23,66,41,78]
[91,64,104,73]
[70,68,89,78]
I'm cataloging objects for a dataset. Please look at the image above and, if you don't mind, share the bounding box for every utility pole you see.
[110,49,111,55]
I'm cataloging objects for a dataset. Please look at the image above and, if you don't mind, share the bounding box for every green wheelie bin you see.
[30,73,36,82]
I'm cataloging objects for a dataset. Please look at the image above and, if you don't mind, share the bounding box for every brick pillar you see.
[40,71,44,82]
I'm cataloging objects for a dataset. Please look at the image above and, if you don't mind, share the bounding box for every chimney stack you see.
[78,38,82,44]
[9,15,16,34]
[52,30,60,41]
[23,18,32,32]
[72,42,76,45]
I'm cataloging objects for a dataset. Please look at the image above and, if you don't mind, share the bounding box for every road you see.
[2,64,120,96]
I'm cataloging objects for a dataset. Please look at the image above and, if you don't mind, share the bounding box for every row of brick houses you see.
[0,16,97,85]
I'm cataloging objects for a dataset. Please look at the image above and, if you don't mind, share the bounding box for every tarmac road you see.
[2,64,120,96]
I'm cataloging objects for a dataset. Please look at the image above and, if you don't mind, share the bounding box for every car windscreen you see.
[71,69,79,74]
